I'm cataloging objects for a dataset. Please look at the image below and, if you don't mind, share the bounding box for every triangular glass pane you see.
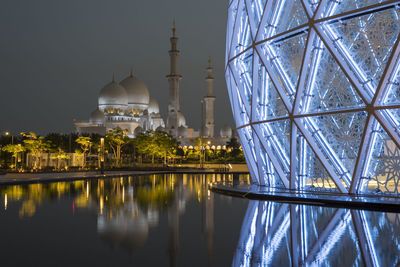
[256,120,291,182]
[255,136,285,188]
[226,0,240,61]
[231,0,253,58]
[326,7,400,92]
[299,34,365,114]
[295,125,340,192]
[248,0,266,32]
[230,48,253,108]
[360,117,400,194]
[300,111,368,183]
[327,0,389,17]
[260,0,308,40]
[238,126,258,179]
[227,69,250,127]
[382,67,400,105]
[254,53,289,121]
[260,31,308,103]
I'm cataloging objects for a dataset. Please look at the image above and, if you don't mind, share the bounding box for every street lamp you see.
[100,138,105,174]
[4,131,13,144]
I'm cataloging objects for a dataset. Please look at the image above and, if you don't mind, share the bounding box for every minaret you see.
[203,57,216,137]
[166,20,182,137]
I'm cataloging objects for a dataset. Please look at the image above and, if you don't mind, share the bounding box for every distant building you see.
[74,22,233,147]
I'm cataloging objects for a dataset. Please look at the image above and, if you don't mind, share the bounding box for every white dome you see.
[220,125,232,137]
[98,81,128,107]
[148,98,160,114]
[120,73,150,107]
[177,112,186,127]
[177,126,188,137]
[200,125,210,137]
[89,108,105,125]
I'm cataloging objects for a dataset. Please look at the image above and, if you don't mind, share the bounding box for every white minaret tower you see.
[204,57,215,137]
[166,20,182,137]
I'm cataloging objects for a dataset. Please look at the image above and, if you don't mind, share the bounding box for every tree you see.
[75,136,92,168]
[134,131,157,164]
[51,148,70,170]
[154,131,177,165]
[105,128,131,166]
[2,144,25,170]
[21,132,52,170]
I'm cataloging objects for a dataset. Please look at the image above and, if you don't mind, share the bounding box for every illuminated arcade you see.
[226,0,400,195]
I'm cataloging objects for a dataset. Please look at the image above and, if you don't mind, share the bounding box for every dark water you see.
[0,174,250,267]
[0,174,399,266]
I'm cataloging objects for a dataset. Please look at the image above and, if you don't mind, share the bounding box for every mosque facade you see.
[74,23,233,147]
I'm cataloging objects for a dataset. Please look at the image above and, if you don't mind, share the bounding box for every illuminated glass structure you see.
[234,200,400,266]
[226,1,400,195]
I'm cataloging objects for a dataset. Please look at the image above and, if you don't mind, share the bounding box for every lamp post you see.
[4,131,13,145]
[100,138,105,174]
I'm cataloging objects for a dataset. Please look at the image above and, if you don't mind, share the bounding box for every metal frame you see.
[226,0,400,196]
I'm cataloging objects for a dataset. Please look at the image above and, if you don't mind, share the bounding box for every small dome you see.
[178,112,186,127]
[120,72,150,107]
[89,108,105,125]
[220,125,232,137]
[156,126,165,132]
[134,126,144,136]
[98,81,128,107]
[148,98,160,114]
[177,126,188,137]
[200,125,210,137]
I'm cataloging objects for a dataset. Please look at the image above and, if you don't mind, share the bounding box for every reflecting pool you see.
[0,174,399,266]
[0,174,249,267]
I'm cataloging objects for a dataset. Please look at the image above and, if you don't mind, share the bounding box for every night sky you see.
[0,0,232,135]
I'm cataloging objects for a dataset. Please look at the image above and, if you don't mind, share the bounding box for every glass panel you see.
[361,119,400,194]
[254,54,289,121]
[326,7,400,92]
[301,111,367,183]
[256,120,291,181]
[260,31,308,103]
[326,0,385,17]
[260,0,308,40]
[230,48,253,106]
[299,34,365,114]
[231,1,253,58]
[296,127,340,192]
[248,0,266,34]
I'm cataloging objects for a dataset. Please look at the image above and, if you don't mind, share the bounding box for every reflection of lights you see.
[4,194,7,210]
[86,183,89,199]
[100,197,104,215]
[122,187,125,203]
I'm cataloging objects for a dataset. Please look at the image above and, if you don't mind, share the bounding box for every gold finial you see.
[112,73,115,83]
[208,56,212,66]
[172,18,176,36]
[130,68,134,77]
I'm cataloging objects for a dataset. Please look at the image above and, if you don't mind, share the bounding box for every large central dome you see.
[98,80,128,110]
[120,71,150,109]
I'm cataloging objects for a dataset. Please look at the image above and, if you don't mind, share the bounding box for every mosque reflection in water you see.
[0,173,249,265]
[234,201,400,266]
[2,174,400,266]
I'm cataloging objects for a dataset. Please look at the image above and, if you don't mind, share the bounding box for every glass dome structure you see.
[226,0,400,195]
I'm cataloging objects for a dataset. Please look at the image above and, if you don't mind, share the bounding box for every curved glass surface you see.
[226,0,400,195]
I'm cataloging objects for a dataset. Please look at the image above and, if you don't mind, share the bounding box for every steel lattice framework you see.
[226,0,400,195]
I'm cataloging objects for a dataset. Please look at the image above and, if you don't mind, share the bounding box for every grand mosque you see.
[74,23,233,147]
